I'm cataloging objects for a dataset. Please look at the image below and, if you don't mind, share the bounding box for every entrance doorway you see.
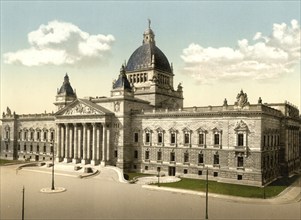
[168,167,176,176]
[35,155,39,161]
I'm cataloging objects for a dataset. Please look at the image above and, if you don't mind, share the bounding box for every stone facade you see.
[1,24,300,186]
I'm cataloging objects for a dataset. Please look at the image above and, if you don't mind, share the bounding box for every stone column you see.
[78,126,82,159]
[101,124,107,166]
[87,125,91,162]
[56,124,61,162]
[64,123,70,163]
[60,125,65,159]
[72,124,79,164]
[81,123,87,164]
[69,125,73,159]
[106,128,110,163]
[91,123,98,165]
[96,126,101,161]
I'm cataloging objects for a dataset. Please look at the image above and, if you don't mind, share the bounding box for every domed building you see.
[1,22,300,186]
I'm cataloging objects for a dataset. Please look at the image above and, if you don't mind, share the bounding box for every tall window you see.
[134,150,138,159]
[214,154,219,165]
[238,133,244,146]
[237,156,244,167]
[145,150,149,160]
[184,152,189,163]
[43,132,47,140]
[37,145,40,152]
[50,131,54,141]
[145,133,150,143]
[134,133,139,143]
[30,131,34,140]
[184,133,190,144]
[198,153,204,164]
[37,131,40,140]
[24,131,27,140]
[158,133,163,144]
[199,133,204,145]
[157,151,162,161]
[43,145,46,153]
[214,134,220,145]
[170,152,175,161]
[30,145,33,152]
[19,131,22,139]
[24,144,27,151]
[170,133,176,144]
[6,131,9,139]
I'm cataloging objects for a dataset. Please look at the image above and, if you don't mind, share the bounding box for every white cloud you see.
[181,20,300,84]
[4,20,115,66]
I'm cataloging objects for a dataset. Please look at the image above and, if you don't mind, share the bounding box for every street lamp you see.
[205,167,209,220]
[157,167,161,187]
[51,141,55,191]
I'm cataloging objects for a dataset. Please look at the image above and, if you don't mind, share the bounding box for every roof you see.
[58,74,76,96]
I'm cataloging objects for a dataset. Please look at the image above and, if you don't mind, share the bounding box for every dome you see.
[125,43,172,74]
[58,74,76,96]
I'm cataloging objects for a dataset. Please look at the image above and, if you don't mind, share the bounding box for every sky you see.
[1,0,300,115]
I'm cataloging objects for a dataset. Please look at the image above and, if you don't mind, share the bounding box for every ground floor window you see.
[237,156,244,167]
[145,151,149,160]
[213,172,218,177]
[237,175,242,180]
[198,170,202,175]
[184,152,189,163]
[170,152,175,161]
[114,150,118,158]
[145,166,148,170]
[184,169,188,174]
[157,151,162,161]
[214,154,219,165]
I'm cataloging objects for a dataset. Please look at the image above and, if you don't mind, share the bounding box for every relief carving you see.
[64,104,98,115]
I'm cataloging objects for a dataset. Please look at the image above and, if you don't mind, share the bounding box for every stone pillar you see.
[60,125,65,159]
[72,124,79,164]
[87,125,91,162]
[101,124,107,166]
[64,123,70,163]
[91,123,98,166]
[96,126,101,161]
[81,123,88,164]
[106,128,110,163]
[69,125,73,159]
[78,126,82,159]
[56,124,61,162]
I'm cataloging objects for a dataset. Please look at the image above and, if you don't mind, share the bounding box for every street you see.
[0,165,300,220]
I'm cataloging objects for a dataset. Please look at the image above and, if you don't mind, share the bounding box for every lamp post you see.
[22,186,25,220]
[51,141,55,191]
[205,167,209,220]
[157,167,161,187]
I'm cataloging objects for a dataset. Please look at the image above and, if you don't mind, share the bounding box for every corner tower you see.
[54,73,77,110]
[125,20,183,109]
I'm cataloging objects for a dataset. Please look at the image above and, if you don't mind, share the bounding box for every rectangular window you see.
[238,133,244,146]
[50,146,53,153]
[30,132,34,140]
[114,150,118,158]
[43,132,47,140]
[170,133,176,144]
[134,133,139,143]
[50,132,54,141]
[263,135,266,147]
[30,145,33,152]
[184,152,189,163]
[134,150,138,159]
[145,133,150,143]
[6,131,9,139]
[213,172,218,177]
[198,170,203,175]
[19,131,21,139]
[184,133,190,144]
[145,166,148,170]
[199,133,204,145]
[170,152,175,161]
[5,144,8,151]
[184,169,188,174]
[214,154,219,165]
[237,175,242,180]
[37,132,40,140]
[157,151,162,161]
[198,153,204,164]
[24,132,27,140]
[214,134,219,145]
[18,144,20,151]
[145,151,149,160]
[24,144,27,151]
[158,133,163,144]
[237,156,244,167]
[37,145,40,152]
[43,145,46,153]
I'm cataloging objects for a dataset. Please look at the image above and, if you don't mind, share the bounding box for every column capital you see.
[73,123,78,127]
[82,123,87,127]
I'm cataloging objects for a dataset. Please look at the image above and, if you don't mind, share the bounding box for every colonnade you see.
[55,122,110,165]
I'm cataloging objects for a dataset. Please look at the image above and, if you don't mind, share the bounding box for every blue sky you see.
[1,1,300,114]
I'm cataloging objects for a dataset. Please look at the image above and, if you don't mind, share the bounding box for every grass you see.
[0,159,23,166]
[154,175,299,198]
[124,172,155,181]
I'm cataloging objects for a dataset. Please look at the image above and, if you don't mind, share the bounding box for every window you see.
[145,166,148,170]
[145,150,149,160]
[18,144,20,151]
[30,145,33,152]
[134,133,139,143]
[50,146,53,153]
[184,169,188,174]
[214,134,219,145]
[237,156,244,167]
[43,132,47,140]
[238,133,244,146]
[24,144,27,151]
[213,172,218,177]
[198,170,203,175]
[50,131,54,141]
[134,150,138,159]
[114,150,118,158]
[184,133,190,144]
[263,135,266,147]
[158,133,163,144]
[199,133,204,145]
[237,175,242,180]
[37,132,40,140]
[157,151,162,161]
[43,145,46,153]
[6,144,8,151]
[170,133,176,144]
[198,153,204,164]
[19,131,22,139]
[6,131,9,139]
[145,133,150,143]
[184,152,189,163]
[30,132,34,140]
[24,131,27,140]
[214,154,219,165]
[37,145,40,152]
[170,152,175,161]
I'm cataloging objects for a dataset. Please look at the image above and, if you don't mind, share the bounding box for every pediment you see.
[56,99,109,116]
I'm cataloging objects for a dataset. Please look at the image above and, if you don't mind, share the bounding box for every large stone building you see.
[1,23,300,186]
